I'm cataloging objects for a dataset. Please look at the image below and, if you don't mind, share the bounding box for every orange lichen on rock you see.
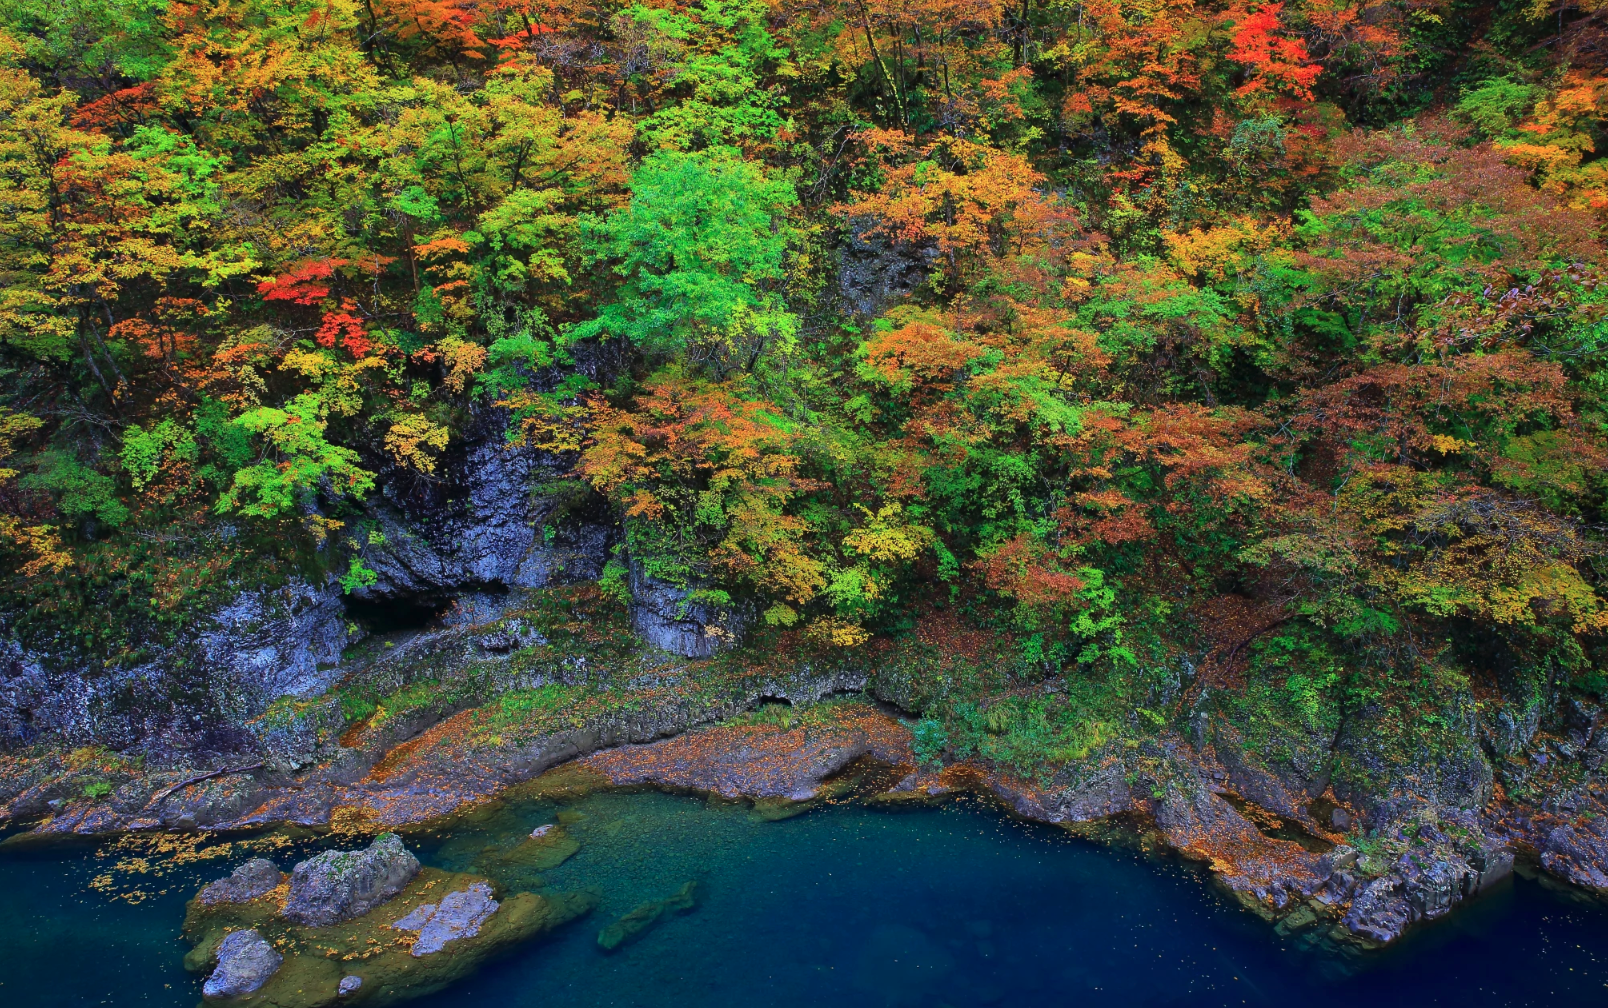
[365,710,486,783]
[1150,783,1327,910]
[579,702,915,801]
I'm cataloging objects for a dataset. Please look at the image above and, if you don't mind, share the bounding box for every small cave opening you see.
[746,695,799,731]
[344,595,452,635]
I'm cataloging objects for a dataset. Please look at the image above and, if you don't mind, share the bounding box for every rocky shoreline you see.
[3,346,1605,965]
[6,680,1603,954]
[4,573,1608,960]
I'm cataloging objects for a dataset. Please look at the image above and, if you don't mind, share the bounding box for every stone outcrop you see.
[349,407,611,615]
[1328,824,1514,947]
[0,404,614,761]
[0,575,354,756]
[836,216,936,320]
[200,578,358,720]
[203,929,283,998]
[283,833,421,927]
[199,858,284,906]
[1,654,871,837]
[578,704,908,800]
[627,560,747,658]
[392,881,500,956]
[1149,773,1327,910]
[1537,810,1608,891]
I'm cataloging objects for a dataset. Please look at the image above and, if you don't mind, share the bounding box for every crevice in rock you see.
[1219,791,1337,854]
[344,595,452,635]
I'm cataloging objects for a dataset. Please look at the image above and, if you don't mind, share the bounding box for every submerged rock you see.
[391,882,500,956]
[203,929,283,998]
[199,859,284,906]
[472,824,580,892]
[337,975,362,996]
[283,833,420,927]
[597,880,698,952]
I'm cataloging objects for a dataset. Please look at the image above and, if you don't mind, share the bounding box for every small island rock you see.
[203,929,282,998]
[284,833,420,927]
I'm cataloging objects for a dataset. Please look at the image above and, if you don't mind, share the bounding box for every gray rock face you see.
[200,577,357,717]
[0,641,57,749]
[1336,832,1513,945]
[283,833,421,927]
[1317,845,1358,877]
[1332,698,1494,826]
[391,881,500,956]
[1540,815,1608,891]
[628,561,747,658]
[202,929,282,999]
[1343,876,1412,945]
[0,405,612,760]
[837,217,936,319]
[0,575,353,756]
[198,859,282,906]
[1210,719,1332,824]
[351,409,610,616]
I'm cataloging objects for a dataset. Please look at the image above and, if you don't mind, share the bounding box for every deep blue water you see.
[2,790,1606,1007]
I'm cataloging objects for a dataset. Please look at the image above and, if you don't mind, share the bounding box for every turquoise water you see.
[2,790,1607,1006]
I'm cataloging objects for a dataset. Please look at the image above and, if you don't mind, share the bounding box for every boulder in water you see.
[185,864,595,1008]
[198,859,284,906]
[283,833,420,926]
[203,929,282,998]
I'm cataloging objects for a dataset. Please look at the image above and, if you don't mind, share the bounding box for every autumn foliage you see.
[3,0,1608,707]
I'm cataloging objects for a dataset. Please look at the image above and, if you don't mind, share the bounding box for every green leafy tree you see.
[217,394,374,518]
[570,146,799,376]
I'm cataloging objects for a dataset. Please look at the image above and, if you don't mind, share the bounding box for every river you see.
[2,789,1605,1006]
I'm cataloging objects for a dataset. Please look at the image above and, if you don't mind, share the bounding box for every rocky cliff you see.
[0,397,744,759]
[2,385,1608,956]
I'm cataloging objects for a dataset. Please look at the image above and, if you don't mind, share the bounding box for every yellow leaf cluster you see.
[384,413,452,473]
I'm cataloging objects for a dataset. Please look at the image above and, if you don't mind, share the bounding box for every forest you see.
[4,0,1608,770]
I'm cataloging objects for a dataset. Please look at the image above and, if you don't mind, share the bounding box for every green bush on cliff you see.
[911,720,948,769]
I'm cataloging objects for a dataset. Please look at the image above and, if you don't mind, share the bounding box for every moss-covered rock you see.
[183,865,594,1006]
[283,833,421,927]
[469,823,580,894]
